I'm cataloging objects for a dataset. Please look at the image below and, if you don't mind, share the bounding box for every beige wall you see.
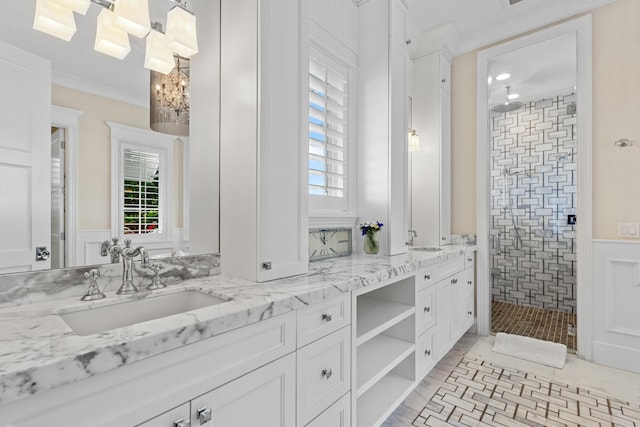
[450,0,640,239]
[52,85,185,231]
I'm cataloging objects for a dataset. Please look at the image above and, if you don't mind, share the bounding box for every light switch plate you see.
[617,222,639,238]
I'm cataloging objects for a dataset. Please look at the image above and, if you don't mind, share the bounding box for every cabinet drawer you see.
[136,403,190,427]
[417,269,435,290]
[306,392,351,427]
[464,251,475,269]
[417,330,436,377]
[297,326,351,425]
[297,293,351,347]
[435,254,465,282]
[416,286,436,335]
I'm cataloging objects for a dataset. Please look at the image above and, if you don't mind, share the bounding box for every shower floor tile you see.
[491,301,577,353]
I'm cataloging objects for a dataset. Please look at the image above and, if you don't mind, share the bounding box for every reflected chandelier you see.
[150,55,190,136]
[32,0,198,74]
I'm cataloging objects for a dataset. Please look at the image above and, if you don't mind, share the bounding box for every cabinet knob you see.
[467,281,472,285]
[425,274,431,280]
[322,312,333,322]
[468,311,473,315]
[441,78,446,83]
[468,258,473,262]
[197,407,212,425]
[424,306,430,313]
[451,278,458,284]
[321,368,333,379]
[174,418,190,427]
[424,349,431,356]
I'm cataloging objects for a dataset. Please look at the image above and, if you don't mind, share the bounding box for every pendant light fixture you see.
[150,56,190,136]
[113,0,151,38]
[94,8,131,60]
[32,0,199,73]
[33,0,78,41]
[165,4,198,58]
[145,27,175,75]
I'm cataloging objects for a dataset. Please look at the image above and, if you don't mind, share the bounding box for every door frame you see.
[52,106,83,268]
[475,16,593,360]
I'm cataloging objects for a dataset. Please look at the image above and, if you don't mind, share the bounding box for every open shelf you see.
[356,334,414,398]
[356,372,414,427]
[356,296,414,346]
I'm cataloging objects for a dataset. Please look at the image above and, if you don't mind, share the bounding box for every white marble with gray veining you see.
[0,246,474,407]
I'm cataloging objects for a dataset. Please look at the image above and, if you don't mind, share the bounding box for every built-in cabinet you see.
[411,51,452,247]
[357,0,410,255]
[219,0,308,282]
[0,252,475,427]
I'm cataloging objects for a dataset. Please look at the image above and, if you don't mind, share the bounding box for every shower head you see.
[492,85,524,113]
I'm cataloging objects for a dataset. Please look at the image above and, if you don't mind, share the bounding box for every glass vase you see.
[363,231,380,254]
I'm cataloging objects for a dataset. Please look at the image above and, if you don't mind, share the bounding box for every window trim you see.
[109,122,175,244]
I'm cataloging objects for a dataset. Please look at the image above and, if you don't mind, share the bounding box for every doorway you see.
[476,16,593,359]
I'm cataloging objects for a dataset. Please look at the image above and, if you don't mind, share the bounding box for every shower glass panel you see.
[490,93,577,317]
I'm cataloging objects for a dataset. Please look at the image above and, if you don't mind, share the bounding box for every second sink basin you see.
[59,289,229,336]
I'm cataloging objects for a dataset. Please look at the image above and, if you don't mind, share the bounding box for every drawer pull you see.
[468,311,473,315]
[321,312,333,322]
[424,306,430,313]
[425,274,431,280]
[467,281,472,285]
[424,349,431,356]
[321,368,333,379]
[451,278,458,284]
[174,418,190,427]
[197,407,212,424]
[468,258,473,263]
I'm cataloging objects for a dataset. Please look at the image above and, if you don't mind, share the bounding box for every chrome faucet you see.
[100,237,123,263]
[408,229,418,246]
[117,239,150,295]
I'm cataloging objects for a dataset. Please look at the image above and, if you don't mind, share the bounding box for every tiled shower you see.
[490,93,577,320]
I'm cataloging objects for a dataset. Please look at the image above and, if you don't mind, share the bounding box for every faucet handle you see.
[81,269,106,301]
[124,239,132,248]
[145,263,166,290]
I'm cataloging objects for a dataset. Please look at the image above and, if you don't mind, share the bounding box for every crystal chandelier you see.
[33,0,198,74]
[150,56,190,136]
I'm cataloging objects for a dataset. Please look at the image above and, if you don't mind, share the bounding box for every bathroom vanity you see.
[0,246,475,427]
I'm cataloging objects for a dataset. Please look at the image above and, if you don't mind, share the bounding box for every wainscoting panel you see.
[592,240,640,374]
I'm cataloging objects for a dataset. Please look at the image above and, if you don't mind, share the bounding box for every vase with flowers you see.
[360,220,384,254]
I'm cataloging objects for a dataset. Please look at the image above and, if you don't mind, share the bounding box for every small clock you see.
[309,227,353,261]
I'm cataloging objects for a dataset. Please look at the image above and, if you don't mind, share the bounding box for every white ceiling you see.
[0,0,614,107]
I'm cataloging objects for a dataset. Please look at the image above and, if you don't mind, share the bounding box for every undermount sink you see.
[59,290,230,336]
[410,246,443,252]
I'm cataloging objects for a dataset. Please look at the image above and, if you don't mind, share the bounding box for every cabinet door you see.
[416,285,436,335]
[190,353,296,427]
[434,279,451,359]
[136,403,190,427]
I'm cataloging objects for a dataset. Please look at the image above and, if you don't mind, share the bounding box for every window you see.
[109,122,175,244]
[308,48,349,208]
[123,148,161,235]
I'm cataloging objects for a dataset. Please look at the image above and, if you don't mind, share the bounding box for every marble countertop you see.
[0,246,474,407]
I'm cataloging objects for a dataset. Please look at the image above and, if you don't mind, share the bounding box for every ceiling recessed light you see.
[496,73,511,81]
[507,93,520,100]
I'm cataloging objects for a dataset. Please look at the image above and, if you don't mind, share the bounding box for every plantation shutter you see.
[123,148,161,235]
[308,50,348,198]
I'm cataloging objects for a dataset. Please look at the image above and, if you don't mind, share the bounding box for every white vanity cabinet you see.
[411,51,452,247]
[219,0,308,282]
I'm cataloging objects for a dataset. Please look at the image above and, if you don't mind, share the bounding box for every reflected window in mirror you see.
[109,122,185,247]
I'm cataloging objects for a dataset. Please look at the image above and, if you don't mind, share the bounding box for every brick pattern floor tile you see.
[413,357,640,427]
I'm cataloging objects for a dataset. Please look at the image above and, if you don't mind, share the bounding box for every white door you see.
[0,40,51,273]
[51,128,65,269]
[190,353,296,427]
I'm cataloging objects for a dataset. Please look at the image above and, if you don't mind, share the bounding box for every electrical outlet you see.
[617,222,640,238]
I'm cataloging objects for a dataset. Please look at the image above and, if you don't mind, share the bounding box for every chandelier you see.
[32,0,198,74]
[150,56,189,136]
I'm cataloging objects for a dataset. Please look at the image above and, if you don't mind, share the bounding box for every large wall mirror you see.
[0,0,219,275]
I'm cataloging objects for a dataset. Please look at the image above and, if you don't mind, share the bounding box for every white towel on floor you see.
[492,332,567,368]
